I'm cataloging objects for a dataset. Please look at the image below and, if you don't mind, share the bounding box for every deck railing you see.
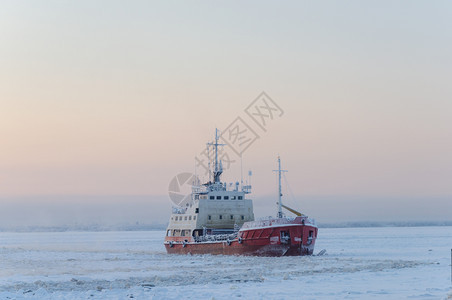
[193,232,238,243]
[241,216,316,230]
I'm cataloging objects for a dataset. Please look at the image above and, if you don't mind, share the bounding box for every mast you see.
[273,156,287,218]
[278,157,282,218]
[208,128,225,183]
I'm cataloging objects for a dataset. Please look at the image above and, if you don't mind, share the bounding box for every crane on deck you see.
[276,202,304,217]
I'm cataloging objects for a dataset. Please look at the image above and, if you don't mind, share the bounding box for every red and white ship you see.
[164,130,318,256]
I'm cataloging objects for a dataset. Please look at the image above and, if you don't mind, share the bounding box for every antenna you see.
[206,144,211,182]
[240,155,243,186]
[273,156,288,218]
[194,158,197,184]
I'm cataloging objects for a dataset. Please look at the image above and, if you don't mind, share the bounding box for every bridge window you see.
[210,196,215,200]
[231,196,236,200]
[224,196,229,200]
[217,196,221,200]
[238,196,243,200]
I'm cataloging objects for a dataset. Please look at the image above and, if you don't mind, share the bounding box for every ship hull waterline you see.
[164,223,317,257]
[165,240,315,256]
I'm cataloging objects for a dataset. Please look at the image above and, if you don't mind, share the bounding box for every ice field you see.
[1,226,451,299]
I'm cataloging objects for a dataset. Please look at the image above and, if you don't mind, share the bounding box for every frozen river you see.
[1,226,451,299]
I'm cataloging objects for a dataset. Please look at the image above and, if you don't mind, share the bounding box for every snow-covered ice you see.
[1,226,451,299]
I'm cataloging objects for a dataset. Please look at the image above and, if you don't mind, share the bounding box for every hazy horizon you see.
[0,193,450,230]
[1,1,451,228]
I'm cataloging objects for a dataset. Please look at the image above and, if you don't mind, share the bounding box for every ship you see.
[164,129,318,256]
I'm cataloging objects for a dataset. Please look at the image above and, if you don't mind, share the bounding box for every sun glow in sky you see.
[1,1,451,226]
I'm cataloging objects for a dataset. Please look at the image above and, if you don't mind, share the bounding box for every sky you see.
[1,1,451,228]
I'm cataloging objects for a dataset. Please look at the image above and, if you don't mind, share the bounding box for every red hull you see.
[165,217,317,257]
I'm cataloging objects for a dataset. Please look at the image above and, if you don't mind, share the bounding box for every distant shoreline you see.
[1,221,451,233]
[318,220,452,228]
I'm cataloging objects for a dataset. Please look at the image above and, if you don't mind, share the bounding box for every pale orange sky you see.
[0,1,451,225]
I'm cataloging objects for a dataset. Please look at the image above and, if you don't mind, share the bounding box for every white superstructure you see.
[165,129,254,239]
